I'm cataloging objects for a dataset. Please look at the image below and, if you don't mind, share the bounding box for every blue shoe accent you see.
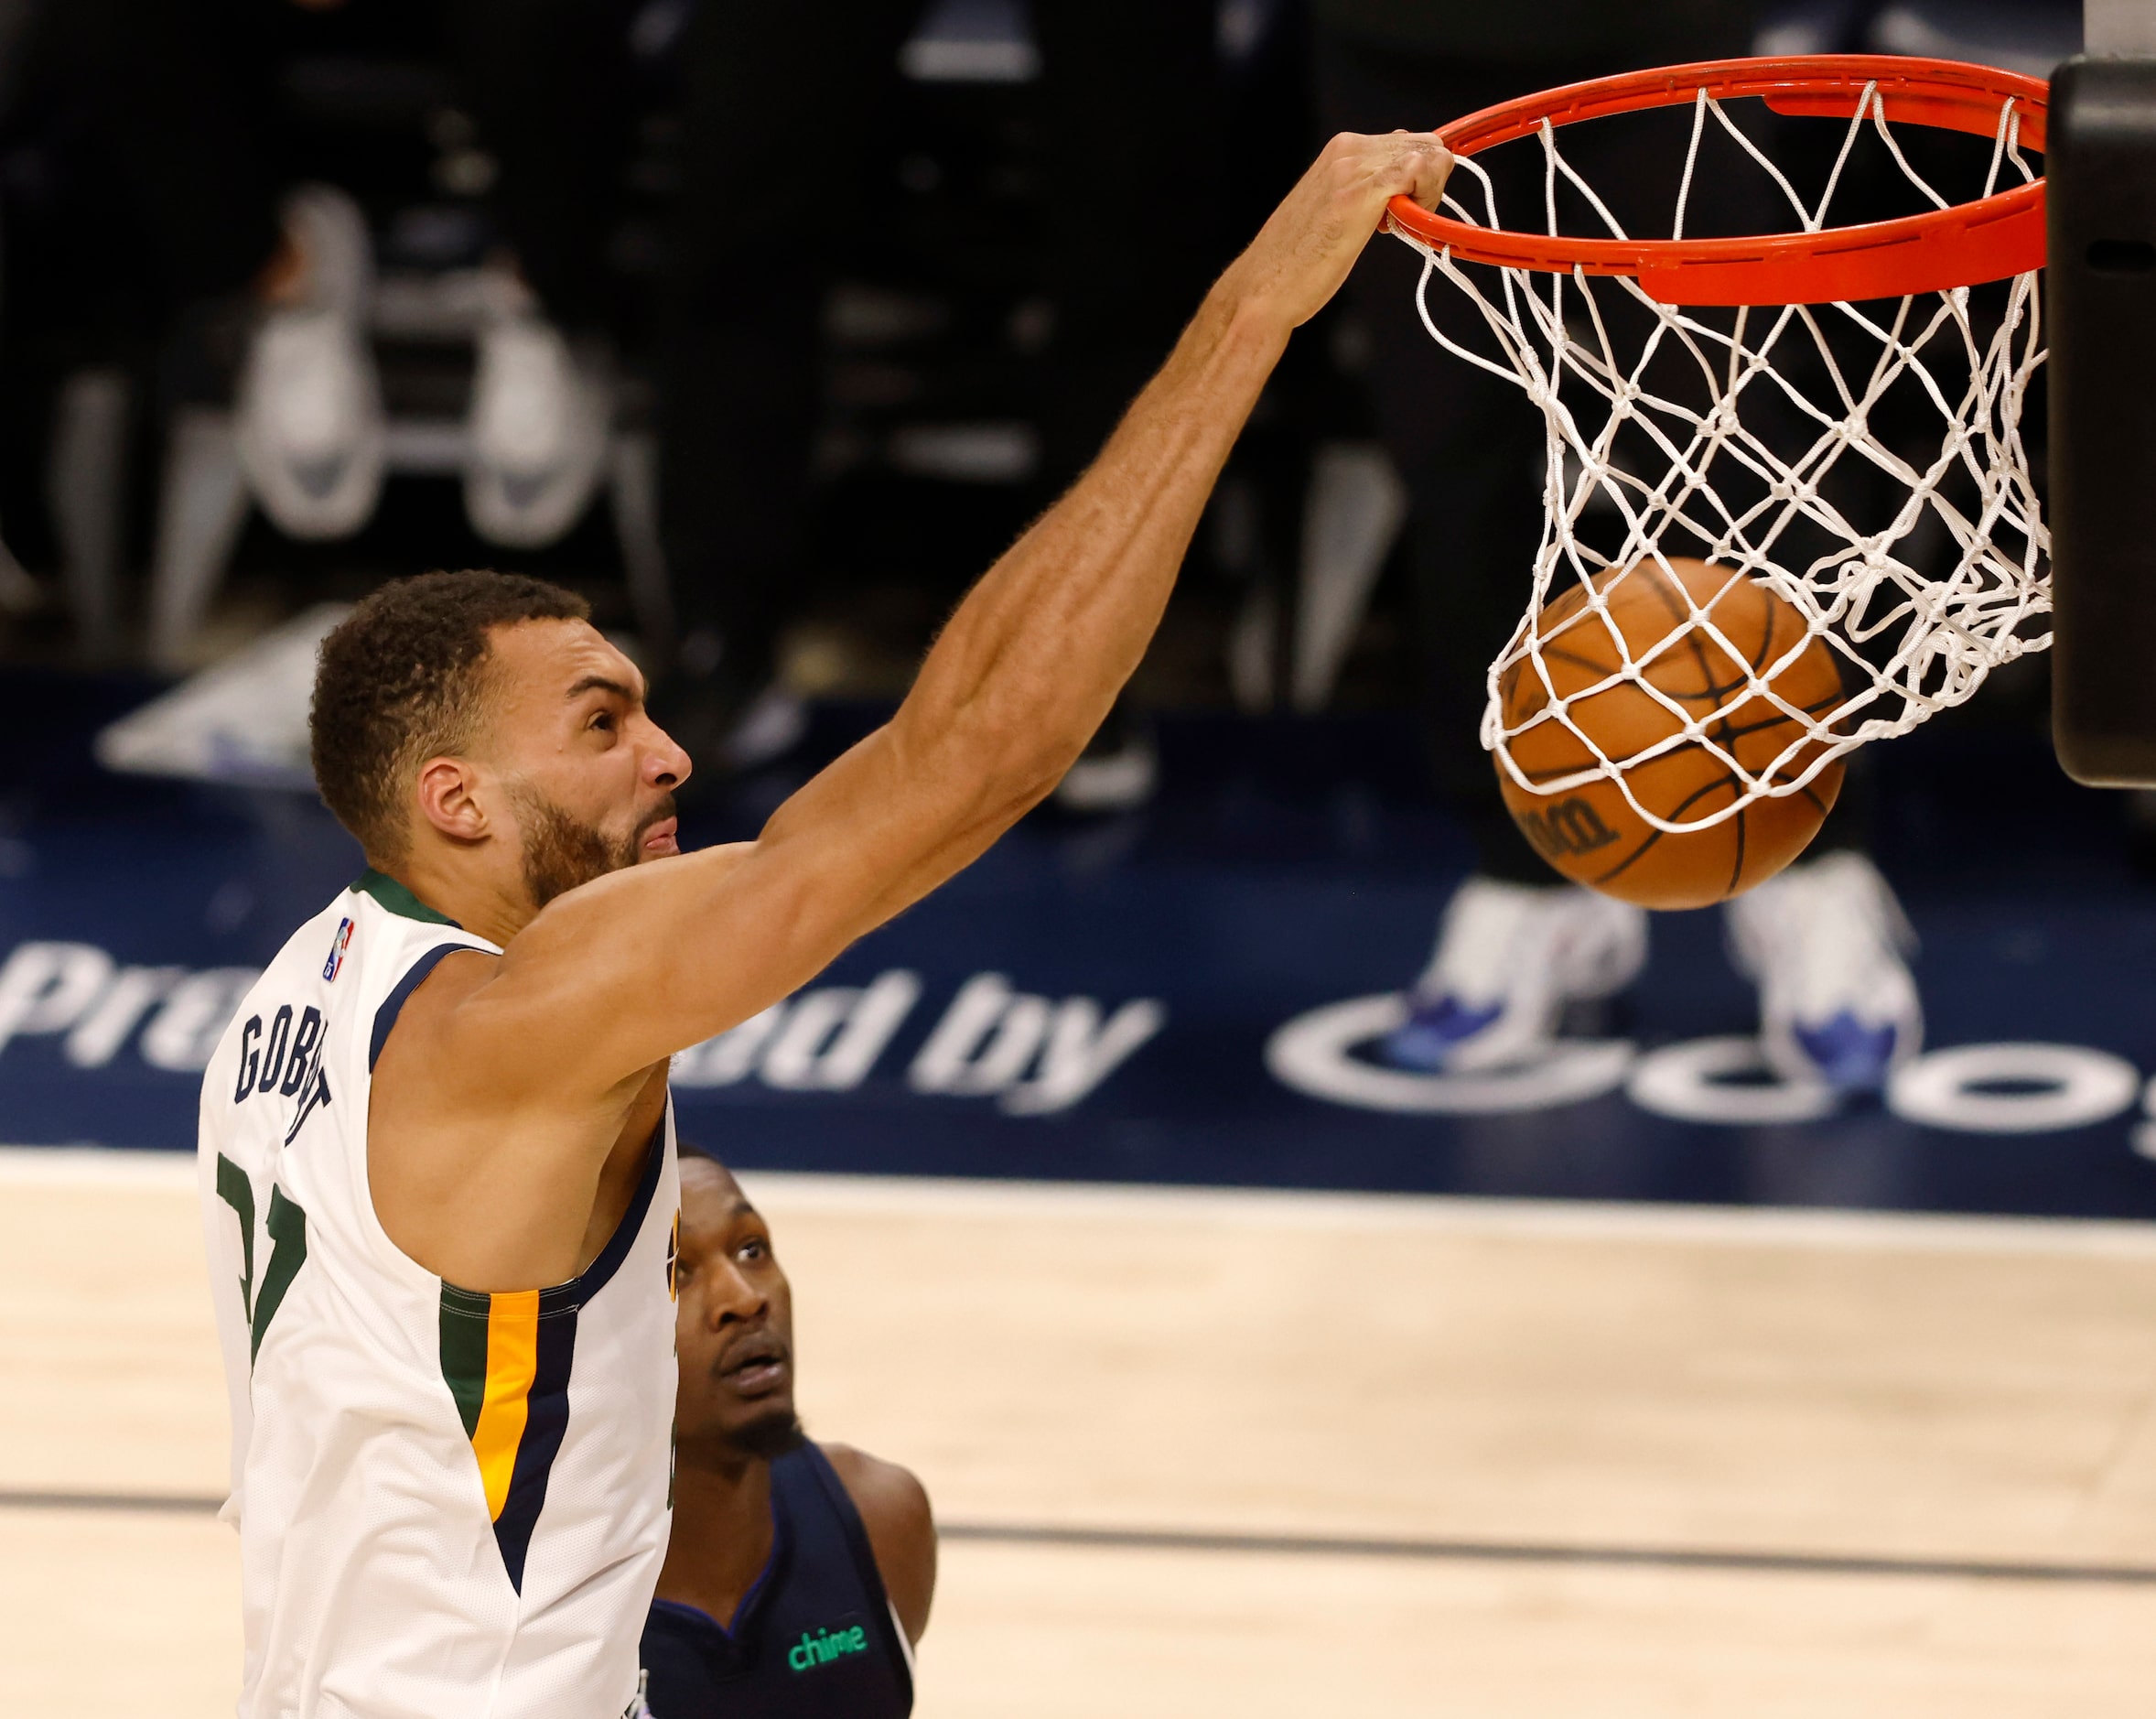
[1791,1011,1900,1091]
[1381,995,1504,1072]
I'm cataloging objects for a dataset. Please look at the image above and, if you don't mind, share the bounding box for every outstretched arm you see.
[378,134,1450,1285]
[483,132,1454,1080]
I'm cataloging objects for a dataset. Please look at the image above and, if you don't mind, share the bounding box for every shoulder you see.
[816,1442,936,1646]
[371,946,500,1067]
[820,1442,933,1544]
[387,944,500,1017]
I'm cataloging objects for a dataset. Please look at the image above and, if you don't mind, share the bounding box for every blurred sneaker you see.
[1724,851,1921,1091]
[1384,877,1647,1073]
[722,681,810,772]
[1055,700,1157,814]
[465,314,611,549]
[650,641,810,784]
[236,187,383,539]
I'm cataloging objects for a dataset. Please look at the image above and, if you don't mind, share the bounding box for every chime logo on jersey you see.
[787,1624,869,1672]
[322,917,354,983]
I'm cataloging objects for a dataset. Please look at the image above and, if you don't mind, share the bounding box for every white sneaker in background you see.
[281,181,372,322]
[1384,876,1648,1073]
[721,681,810,772]
[1724,850,1922,1092]
[465,313,612,549]
[235,186,384,540]
[1053,705,1159,815]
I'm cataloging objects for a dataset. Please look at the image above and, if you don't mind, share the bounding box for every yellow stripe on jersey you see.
[470,1289,540,1522]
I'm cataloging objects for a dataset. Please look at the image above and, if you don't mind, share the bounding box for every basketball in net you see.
[1498,556,1843,907]
[1385,56,2052,903]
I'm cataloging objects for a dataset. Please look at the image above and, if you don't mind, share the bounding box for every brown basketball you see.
[1496,557,1845,909]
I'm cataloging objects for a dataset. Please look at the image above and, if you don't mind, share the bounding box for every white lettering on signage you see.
[0,939,1167,1115]
[911,974,1051,1097]
[0,942,259,1072]
[908,973,1164,1114]
[1626,1036,1838,1127]
[1267,992,2154,1139]
[672,968,1164,1114]
[137,969,262,1072]
[674,971,922,1092]
[1886,1043,2140,1135]
[5,939,2152,1144]
[2132,1076,2156,1162]
[1005,993,1168,1117]
[1264,992,1634,1114]
[0,943,114,1056]
[64,966,185,1067]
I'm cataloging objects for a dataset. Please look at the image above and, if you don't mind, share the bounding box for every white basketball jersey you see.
[199,870,679,1719]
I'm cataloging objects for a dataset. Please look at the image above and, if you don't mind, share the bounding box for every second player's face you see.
[480,620,690,904]
[674,1161,800,1455]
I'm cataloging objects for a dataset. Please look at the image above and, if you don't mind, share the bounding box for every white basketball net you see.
[1395,81,2048,832]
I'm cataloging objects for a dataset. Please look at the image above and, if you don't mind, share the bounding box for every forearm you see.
[816,126,1453,823]
[890,284,1290,795]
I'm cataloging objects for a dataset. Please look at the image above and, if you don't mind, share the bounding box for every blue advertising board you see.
[7,672,2156,1218]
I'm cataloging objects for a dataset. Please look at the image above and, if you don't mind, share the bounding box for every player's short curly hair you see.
[310,570,590,859]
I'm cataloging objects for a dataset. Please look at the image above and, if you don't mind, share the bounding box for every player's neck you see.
[654,1446,776,1624]
[373,850,536,947]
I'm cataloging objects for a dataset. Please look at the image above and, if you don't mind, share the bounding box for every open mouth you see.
[717,1334,790,1397]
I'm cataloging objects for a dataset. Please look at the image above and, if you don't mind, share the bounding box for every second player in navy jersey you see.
[641,1152,932,1718]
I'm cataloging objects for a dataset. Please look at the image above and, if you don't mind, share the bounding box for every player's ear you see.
[413,756,489,846]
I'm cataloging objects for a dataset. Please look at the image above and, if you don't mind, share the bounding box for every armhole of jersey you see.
[886,1597,916,1679]
[350,935,501,1296]
[803,1443,915,1709]
[370,941,484,1071]
[572,1113,669,1303]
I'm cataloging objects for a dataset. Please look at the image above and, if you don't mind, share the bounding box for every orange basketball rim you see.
[1384,55,2049,306]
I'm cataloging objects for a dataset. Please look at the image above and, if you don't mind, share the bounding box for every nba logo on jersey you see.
[323,917,354,982]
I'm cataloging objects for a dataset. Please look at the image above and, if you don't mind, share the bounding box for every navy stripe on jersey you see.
[579,1118,668,1302]
[493,1122,668,1586]
[369,943,477,1070]
[494,1289,578,1593]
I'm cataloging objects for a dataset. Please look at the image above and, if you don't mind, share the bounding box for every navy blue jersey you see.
[639,1442,913,1719]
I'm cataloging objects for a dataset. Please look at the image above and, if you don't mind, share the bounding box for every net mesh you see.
[1396,81,2048,833]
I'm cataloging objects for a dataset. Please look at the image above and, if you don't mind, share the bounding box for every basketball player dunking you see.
[199,130,1452,1719]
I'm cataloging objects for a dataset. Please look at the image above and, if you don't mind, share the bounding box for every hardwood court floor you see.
[5,1148,2156,1715]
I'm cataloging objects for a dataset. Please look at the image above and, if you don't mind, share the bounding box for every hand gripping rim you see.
[1383,55,2049,306]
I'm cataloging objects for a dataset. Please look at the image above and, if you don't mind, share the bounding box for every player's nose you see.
[705,1259,768,1326]
[641,715,692,790]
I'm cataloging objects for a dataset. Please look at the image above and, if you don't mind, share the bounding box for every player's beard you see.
[723,1410,806,1462]
[512,786,670,910]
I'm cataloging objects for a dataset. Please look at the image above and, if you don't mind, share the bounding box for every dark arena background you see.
[6,1,2156,1715]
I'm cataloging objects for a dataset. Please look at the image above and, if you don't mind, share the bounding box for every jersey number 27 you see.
[215,1155,309,1365]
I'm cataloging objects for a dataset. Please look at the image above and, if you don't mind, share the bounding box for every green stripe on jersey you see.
[438,1283,491,1441]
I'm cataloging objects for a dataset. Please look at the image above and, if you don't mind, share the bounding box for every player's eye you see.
[589,710,615,732]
